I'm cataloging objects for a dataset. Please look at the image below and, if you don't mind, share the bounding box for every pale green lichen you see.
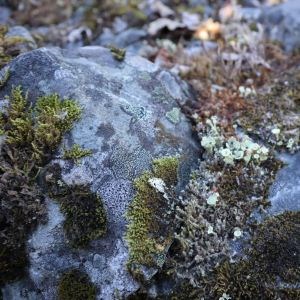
[200,116,269,165]
[166,107,181,124]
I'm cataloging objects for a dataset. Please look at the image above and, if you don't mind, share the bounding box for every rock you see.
[5,26,37,53]
[96,27,147,49]
[0,46,199,299]
[262,0,300,52]
[268,152,300,215]
[0,6,11,23]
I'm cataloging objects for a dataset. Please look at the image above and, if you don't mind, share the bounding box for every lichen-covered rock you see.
[0,46,199,299]
[262,0,300,52]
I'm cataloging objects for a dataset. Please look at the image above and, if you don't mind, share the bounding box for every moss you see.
[0,87,81,286]
[4,87,82,165]
[58,269,96,300]
[44,163,107,248]
[109,46,126,61]
[60,185,107,248]
[125,156,179,271]
[211,211,300,299]
[0,25,29,68]
[0,67,10,88]
[237,67,300,152]
[63,144,92,164]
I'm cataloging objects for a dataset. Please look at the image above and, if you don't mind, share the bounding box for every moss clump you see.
[211,211,300,299]
[60,185,107,248]
[125,156,179,270]
[3,87,81,166]
[109,46,126,61]
[63,144,92,164]
[0,87,81,286]
[58,269,96,300]
[44,164,107,248]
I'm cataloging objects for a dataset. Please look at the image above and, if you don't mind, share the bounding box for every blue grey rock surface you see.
[0,46,199,299]
[262,0,300,52]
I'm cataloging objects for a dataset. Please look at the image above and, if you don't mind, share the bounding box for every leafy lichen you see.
[125,156,179,272]
[58,269,96,300]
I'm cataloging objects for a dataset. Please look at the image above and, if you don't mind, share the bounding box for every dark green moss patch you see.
[44,163,107,248]
[125,156,179,271]
[0,87,81,286]
[60,185,107,248]
[211,211,300,299]
[58,269,96,300]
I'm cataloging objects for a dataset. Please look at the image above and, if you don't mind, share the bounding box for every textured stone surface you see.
[262,0,300,52]
[0,46,199,299]
[269,152,300,215]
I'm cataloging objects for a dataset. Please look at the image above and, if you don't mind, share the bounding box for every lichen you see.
[125,156,179,273]
[237,67,300,152]
[63,144,92,164]
[0,87,81,286]
[58,269,96,300]
[173,117,282,288]
[166,107,181,125]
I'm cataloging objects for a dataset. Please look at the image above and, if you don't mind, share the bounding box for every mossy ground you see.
[58,269,96,300]
[0,86,81,286]
[210,211,300,299]
[237,68,300,152]
[125,156,179,272]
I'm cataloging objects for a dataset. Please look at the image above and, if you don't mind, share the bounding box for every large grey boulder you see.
[0,46,199,299]
[262,0,300,52]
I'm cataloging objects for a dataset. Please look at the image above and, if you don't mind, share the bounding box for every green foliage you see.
[63,144,92,164]
[125,156,179,270]
[3,87,81,165]
[58,269,96,300]
[0,87,81,286]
